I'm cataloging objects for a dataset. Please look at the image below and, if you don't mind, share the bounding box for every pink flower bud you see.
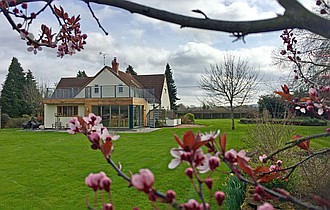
[185,168,193,179]
[100,177,112,192]
[102,203,113,210]
[326,128,330,133]
[209,156,220,171]
[131,169,154,193]
[204,178,213,190]
[214,191,225,206]
[148,193,157,202]
[253,193,262,202]
[166,190,176,203]
[257,202,275,210]
[255,185,265,195]
[259,154,267,163]
[224,149,237,163]
[276,160,282,167]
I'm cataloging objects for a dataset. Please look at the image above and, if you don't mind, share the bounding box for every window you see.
[118,84,123,93]
[94,85,99,94]
[57,106,78,117]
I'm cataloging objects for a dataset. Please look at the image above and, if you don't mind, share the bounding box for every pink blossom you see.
[166,190,176,203]
[214,191,225,206]
[100,176,112,192]
[85,172,106,191]
[67,117,81,134]
[131,169,154,193]
[87,132,101,150]
[196,153,211,173]
[257,202,275,210]
[225,149,238,163]
[269,165,276,171]
[209,156,220,171]
[309,87,318,98]
[237,150,250,162]
[101,128,120,142]
[276,160,282,167]
[259,154,267,163]
[182,199,201,210]
[168,147,184,169]
[83,113,102,126]
[201,130,220,141]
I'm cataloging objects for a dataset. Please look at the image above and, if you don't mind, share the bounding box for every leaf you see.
[220,132,226,154]
[237,156,254,179]
[254,166,280,183]
[100,141,113,158]
[183,130,195,150]
[292,135,312,153]
[53,6,63,18]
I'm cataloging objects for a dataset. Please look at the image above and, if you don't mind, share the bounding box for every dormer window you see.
[94,85,99,93]
[118,84,123,93]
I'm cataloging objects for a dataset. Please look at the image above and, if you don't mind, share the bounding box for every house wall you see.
[75,69,130,98]
[160,78,171,110]
[43,103,84,129]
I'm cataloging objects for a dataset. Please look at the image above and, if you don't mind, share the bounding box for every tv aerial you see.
[99,52,109,66]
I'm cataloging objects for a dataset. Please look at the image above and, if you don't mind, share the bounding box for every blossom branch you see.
[106,158,182,209]
[264,132,330,162]
[223,159,323,210]
[259,149,329,179]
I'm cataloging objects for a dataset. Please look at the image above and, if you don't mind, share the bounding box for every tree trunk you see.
[230,110,235,130]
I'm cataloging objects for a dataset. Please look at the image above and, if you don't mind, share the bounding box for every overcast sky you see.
[0,0,314,106]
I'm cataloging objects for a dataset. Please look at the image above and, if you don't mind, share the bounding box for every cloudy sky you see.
[0,0,314,106]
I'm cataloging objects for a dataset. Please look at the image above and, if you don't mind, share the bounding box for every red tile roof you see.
[134,74,165,102]
[56,77,93,89]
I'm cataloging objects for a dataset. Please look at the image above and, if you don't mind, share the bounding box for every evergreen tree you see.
[126,65,137,75]
[77,70,87,77]
[24,70,42,116]
[165,63,180,110]
[0,57,27,117]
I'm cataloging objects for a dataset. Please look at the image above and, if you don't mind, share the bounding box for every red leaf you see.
[183,130,195,150]
[237,156,254,179]
[220,132,226,154]
[173,134,184,148]
[100,141,113,158]
[292,135,312,153]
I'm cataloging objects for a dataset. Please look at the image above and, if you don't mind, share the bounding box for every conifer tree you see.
[24,70,42,116]
[165,63,180,110]
[0,57,27,117]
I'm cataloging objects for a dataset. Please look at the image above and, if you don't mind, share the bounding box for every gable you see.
[134,74,165,102]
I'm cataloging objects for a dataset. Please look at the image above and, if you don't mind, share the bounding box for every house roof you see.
[54,65,166,103]
[134,74,165,102]
[56,77,93,89]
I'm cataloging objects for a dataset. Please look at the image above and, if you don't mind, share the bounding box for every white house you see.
[42,57,171,129]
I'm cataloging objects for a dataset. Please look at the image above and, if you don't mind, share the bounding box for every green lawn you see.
[0,119,328,210]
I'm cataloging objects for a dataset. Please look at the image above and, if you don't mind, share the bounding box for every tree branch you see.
[264,132,330,162]
[12,0,330,39]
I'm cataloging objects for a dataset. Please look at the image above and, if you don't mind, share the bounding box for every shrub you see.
[182,113,195,124]
[242,113,296,165]
[7,118,29,128]
[1,113,10,128]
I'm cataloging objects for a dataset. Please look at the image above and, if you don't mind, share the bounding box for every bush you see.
[181,113,195,124]
[1,113,10,128]
[6,118,30,128]
[242,114,296,165]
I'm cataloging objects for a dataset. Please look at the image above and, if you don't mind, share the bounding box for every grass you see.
[0,119,328,210]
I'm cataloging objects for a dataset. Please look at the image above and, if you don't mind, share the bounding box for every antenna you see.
[99,52,109,66]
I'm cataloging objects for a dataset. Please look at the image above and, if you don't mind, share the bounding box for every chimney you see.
[111,57,119,75]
